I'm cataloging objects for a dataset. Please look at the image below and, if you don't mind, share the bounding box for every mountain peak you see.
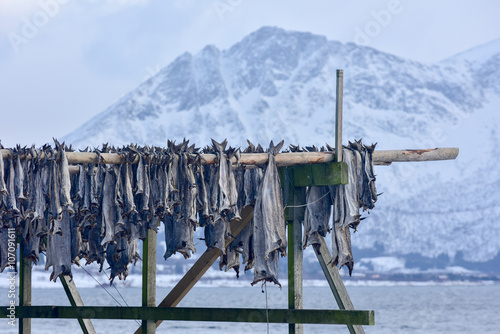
[62,26,500,271]
[442,37,500,64]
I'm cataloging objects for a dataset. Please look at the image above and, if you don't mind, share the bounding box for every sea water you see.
[1,284,499,333]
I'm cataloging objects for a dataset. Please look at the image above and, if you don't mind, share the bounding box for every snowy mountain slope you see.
[63,27,500,271]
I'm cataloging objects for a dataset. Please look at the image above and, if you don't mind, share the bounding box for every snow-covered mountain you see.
[64,27,500,272]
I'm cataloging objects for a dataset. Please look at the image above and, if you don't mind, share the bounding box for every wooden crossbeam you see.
[9,306,375,325]
[1,147,459,168]
[60,275,97,334]
[133,205,254,334]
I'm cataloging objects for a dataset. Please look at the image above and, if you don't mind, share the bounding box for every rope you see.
[262,281,270,334]
[80,265,141,326]
[284,190,331,209]
[79,265,123,306]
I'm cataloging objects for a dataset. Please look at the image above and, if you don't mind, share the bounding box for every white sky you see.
[0,0,499,147]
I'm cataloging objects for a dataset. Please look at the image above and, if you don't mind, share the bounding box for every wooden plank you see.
[60,275,97,334]
[335,69,343,163]
[11,306,374,325]
[133,205,254,334]
[313,236,366,334]
[2,147,459,168]
[142,228,157,333]
[287,189,305,334]
[19,246,31,334]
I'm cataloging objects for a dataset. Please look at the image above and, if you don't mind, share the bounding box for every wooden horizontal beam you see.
[1,147,458,168]
[4,306,374,325]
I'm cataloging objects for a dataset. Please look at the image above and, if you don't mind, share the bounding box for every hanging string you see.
[282,167,332,209]
[284,190,331,209]
[80,265,142,326]
[261,281,270,334]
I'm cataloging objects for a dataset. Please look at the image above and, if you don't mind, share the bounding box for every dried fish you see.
[342,148,361,229]
[55,140,74,214]
[45,210,72,282]
[14,151,27,201]
[303,185,331,248]
[6,155,19,214]
[252,140,286,287]
[101,166,116,246]
[0,150,7,195]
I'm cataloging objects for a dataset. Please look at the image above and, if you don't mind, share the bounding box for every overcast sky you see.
[0,0,499,148]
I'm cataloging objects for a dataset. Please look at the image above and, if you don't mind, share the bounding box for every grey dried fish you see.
[101,166,116,246]
[363,143,378,208]
[0,227,15,273]
[229,217,254,271]
[0,150,7,195]
[86,224,105,269]
[45,210,72,282]
[226,148,240,220]
[14,151,27,201]
[204,216,228,252]
[163,199,196,260]
[303,186,331,249]
[342,148,361,229]
[212,139,231,215]
[183,153,198,225]
[251,140,286,287]
[123,162,137,217]
[49,157,63,235]
[55,141,74,214]
[196,159,210,224]
[334,222,354,276]
[6,155,19,214]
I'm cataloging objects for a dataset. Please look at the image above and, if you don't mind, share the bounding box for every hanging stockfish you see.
[303,186,332,249]
[362,143,378,209]
[45,209,72,282]
[48,146,64,235]
[105,232,140,284]
[6,153,19,215]
[101,165,116,246]
[0,228,9,272]
[225,141,262,274]
[54,140,74,215]
[183,145,199,225]
[86,222,105,270]
[34,150,48,237]
[14,147,27,202]
[342,148,361,229]
[195,154,210,225]
[0,143,7,195]
[252,140,286,287]
[163,141,196,260]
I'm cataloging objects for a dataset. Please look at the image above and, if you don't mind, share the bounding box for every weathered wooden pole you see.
[2,147,459,168]
[335,69,343,163]
[19,244,31,334]
[133,206,254,334]
[60,275,97,334]
[287,183,306,334]
[313,237,366,334]
[142,229,157,333]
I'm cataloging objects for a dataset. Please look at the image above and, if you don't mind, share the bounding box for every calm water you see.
[1,284,499,333]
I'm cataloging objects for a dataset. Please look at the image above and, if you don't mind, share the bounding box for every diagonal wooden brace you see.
[133,205,254,334]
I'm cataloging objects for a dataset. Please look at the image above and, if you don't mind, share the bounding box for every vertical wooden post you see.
[60,275,97,334]
[19,244,31,334]
[288,187,306,334]
[142,229,157,333]
[335,69,343,163]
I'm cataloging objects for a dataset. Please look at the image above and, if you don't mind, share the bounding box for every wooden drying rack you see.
[0,70,459,334]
